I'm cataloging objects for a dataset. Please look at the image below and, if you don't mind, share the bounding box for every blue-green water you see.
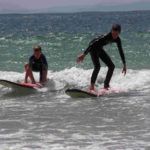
[0,11,150,72]
[0,11,150,150]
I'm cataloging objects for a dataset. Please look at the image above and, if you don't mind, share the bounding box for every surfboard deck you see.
[65,88,124,98]
[0,79,43,90]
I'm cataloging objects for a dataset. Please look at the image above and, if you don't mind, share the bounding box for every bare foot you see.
[88,90,98,95]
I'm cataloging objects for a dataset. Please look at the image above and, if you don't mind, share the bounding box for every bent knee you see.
[108,63,115,70]
[24,63,31,71]
[24,63,29,68]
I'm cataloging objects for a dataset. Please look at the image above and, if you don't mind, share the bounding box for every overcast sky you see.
[0,0,149,10]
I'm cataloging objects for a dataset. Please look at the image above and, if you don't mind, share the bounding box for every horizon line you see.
[0,9,150,15]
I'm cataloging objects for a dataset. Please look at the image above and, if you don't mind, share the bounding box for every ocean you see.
[0,11,150,150]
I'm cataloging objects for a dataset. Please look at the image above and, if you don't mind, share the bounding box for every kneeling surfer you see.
[24,45,48,85]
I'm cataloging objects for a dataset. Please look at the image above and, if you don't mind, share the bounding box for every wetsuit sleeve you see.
[116,38,126,64]
[83,34,108,55]
[83,45,93,55]
[83,37,100,55]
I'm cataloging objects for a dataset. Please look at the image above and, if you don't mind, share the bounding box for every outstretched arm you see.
[122,63,126,75]
[117,38,127,75]
[76,44,93,63]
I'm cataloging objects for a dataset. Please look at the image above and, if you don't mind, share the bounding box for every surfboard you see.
[65,88,124,98]
[0,79,43,90]
[65,89,98,98]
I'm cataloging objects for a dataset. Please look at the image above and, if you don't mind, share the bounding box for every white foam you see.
[0,37,6,41]
[0,67,150,92]
[50,67,150,92]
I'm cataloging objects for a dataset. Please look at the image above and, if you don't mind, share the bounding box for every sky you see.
[0,0,150,10]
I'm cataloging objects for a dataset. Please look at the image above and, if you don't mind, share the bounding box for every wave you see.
[0,67,150,93]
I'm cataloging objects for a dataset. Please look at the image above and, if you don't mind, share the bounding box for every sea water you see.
[0,11,150,150]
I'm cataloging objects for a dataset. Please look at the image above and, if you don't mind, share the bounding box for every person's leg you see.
[40,70,47,83]
[90,50,101,90]
[99,49,115,89]
[39,64,48,84]
[24,63,36,84]
[24,63,29,83]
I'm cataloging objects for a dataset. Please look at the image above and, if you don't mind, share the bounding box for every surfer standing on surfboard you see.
[24,45,48,85]
[77,24,126,92]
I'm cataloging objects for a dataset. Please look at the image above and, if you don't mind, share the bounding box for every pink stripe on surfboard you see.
[98,88,124,95]
[21,83,43,88]
[88,88,124,96]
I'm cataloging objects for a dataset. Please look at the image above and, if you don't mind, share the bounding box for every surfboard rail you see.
[0,79,42,89]
[65,89,98,98]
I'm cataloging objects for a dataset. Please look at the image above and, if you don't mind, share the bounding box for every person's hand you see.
[122,63,126,76]
[76,54,86,63]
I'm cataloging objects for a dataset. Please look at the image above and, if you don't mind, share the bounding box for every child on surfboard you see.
[24,45,48,85]
[77,24,127,92]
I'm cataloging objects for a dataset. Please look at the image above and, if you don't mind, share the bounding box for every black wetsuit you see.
[29,54,48,81]
[84,32,126,88]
